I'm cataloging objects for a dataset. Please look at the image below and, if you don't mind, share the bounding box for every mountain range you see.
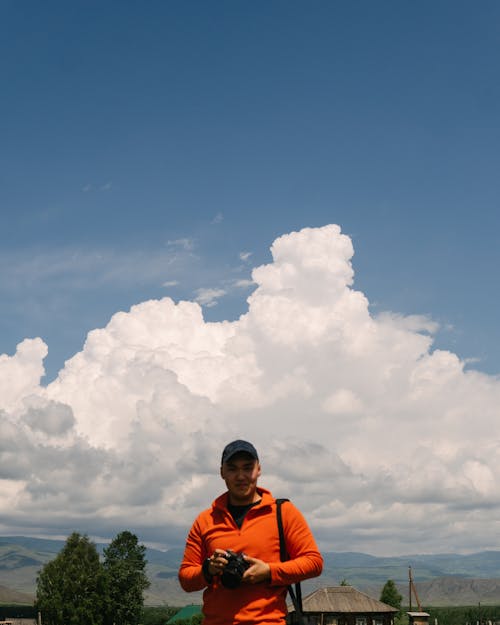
[2,536,500,607]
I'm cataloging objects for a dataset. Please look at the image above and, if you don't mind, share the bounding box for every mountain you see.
[2,536,500,606]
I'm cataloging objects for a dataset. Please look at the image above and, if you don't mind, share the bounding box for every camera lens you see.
[220,551,249,589]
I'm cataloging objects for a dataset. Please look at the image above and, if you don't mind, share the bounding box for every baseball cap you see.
[221,440,259,464]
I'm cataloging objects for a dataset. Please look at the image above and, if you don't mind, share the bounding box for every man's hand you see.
[207,549,229,576]
[242,555,271,584]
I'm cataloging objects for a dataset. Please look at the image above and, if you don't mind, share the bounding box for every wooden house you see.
[287,586,399,625]
[407,612,430,625]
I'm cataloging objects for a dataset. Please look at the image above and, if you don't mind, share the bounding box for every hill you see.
[0,583,34,604]
[3,537,500,606]
[412,577,500,607]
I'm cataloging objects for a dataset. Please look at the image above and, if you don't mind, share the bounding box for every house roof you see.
[297,587,399,614]
[167,605,202,623]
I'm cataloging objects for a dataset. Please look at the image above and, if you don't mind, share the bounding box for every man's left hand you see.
[242,556,271,584]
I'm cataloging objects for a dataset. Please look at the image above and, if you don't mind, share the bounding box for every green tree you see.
[174,616,202,625]
[103,530,150,625]
[35,532,106,625]
[380,579,403,617]
[340,578,350,586]
[142,606,180,625]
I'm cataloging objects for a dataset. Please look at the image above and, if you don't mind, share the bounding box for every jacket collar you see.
[212,486,274,511]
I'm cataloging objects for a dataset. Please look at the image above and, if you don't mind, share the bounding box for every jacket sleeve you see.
[178,515,210,592]
[268,501,323,586]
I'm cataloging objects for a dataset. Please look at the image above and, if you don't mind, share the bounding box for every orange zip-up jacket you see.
[178,487,323,625]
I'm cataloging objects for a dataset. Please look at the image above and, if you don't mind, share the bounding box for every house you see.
[287,586,399,625]
[407,612,430,625]
[167,605,202,624]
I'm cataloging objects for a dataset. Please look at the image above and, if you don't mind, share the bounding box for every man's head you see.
[221,439,259,465]
[220,440,261,505]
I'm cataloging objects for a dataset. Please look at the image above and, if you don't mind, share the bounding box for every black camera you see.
[221,550,250,588]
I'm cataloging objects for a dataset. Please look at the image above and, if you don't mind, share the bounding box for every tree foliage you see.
[173,616,202,625]
[35,531,149,625]
[420,605,500,625]
[142,606,180,625]
[103,530,150,625]
[35,533,106,625]
[380,579,403,615]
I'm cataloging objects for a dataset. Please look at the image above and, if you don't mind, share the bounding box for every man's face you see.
[220,452,261,505]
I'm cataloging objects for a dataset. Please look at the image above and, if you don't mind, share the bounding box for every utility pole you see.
[409,566,422,611]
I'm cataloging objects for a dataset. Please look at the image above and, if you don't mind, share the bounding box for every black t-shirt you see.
[227,500,261,528]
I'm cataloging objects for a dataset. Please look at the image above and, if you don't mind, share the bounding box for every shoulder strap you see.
[276,498,289,561]
[276,498,303,618]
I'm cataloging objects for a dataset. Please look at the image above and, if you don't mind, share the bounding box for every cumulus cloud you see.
[22,396,75,436]
[1,224,499,555]
[0,339,47,412]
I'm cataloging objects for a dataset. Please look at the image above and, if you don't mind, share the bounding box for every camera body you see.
[221,550,250,588]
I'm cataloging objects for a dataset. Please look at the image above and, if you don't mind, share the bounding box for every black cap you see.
[221,440,259,464]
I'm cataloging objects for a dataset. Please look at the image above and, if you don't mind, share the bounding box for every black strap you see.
[276,498,303,619]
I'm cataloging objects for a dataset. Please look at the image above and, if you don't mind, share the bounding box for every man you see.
[179,440,323,625]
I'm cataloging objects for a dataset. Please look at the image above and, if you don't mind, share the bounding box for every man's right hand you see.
[207,549,229,576]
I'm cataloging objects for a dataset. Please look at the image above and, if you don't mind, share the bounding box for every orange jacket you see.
[178,487,323,625]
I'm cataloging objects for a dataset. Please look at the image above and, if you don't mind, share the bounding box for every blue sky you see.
[2,2,500,556]
[2,0,499,382]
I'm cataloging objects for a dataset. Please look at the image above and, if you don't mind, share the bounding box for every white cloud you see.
[1,224,500,555]
[0,247,192,292]
[239,251,252,261]
[0,339,47,413]
[194,287,226,307]
[322,389,364,415]
[233,279,254,288]
[166,238,195,251]
[81,182,112,192]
